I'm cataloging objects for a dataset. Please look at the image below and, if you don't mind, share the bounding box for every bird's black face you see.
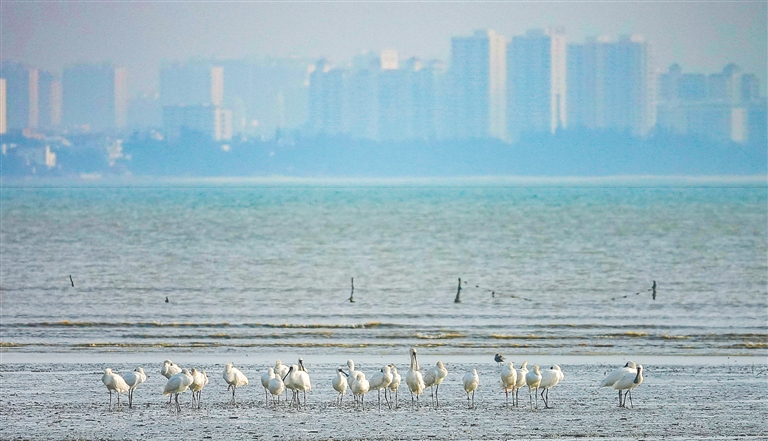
[283,367,293,381]
[340,369,349,377]
[624,362,629,367]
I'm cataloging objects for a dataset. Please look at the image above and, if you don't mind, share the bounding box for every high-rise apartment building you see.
[0,78,6,135]
[62,63,125,131]
[567,35,654,136]
[657,63,765,143]
[507,28,566,141]
[308,60,347,136]
[1,62,37,130]
[449,29,507,140]
[160,62,221,107]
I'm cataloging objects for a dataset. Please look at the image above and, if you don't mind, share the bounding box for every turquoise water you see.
[1,179,766,357]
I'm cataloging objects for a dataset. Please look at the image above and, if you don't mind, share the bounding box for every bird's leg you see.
[535,387,539,409]
[109,391,113,409]
[505,388,509,406]
[529,388,533,410]
[541,387,547,408]
[618,389,622,407]
[175,393,181,413]
[303,390,307,409]
[628,390,633,408]
[472,390,475,408]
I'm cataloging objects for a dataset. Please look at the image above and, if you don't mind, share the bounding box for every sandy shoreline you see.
[1,359,766,440]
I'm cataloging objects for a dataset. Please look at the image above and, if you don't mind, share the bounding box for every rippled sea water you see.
[2,179,766,360]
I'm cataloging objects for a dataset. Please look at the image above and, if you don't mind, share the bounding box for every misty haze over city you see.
[1,2,766,178]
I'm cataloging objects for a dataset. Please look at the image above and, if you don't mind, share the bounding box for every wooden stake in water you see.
[69,275,74,287]
[454,278,462,303]
[349,277,355,303]
[652,280,657,300]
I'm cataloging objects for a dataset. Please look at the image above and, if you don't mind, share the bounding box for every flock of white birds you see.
[101,348,644,412]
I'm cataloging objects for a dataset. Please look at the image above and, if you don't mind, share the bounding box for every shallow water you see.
[1,180,767,359]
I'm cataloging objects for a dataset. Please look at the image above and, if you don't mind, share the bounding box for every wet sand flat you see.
[1,361,766,440]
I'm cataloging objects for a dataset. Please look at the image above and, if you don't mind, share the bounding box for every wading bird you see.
[369,365,393,409]
[388,364,401,409]
[614,365,643,408]
[122,367,147,409]
[526,365,542,410]
[494,353,506,366]
[261,368,275,406]
[333,367,348,405]
[268,369,286,408]
[102,368,129,409]
[405,348,426,408]
[223,363,248,403]
[189,368,208,409]
[423,361,448,407]
[500,361,517,406]
[462,369,479,408]
[514,361,528,407]
[163,368,193,412]
[601,361,637,406]
[539,365,563,408]
[161,360,183,404]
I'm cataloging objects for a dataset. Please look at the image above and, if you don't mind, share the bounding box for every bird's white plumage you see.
[500,361,517,404]
[405,348,426,398]
[601,361,636,387]
[163,368,193,396]
[614,365,643,407]
[102,367,129,408]
[161,360,182,379]
[123,367,146,392]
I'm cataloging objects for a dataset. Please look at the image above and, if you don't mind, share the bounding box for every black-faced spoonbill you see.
[161,360,183,404]
[333,368,348,405]
[500,361,517,406]
[614,365,643,408]
[223,363,248,403]
[525,365,542,409]
[405,348,426,408]
[122,367,147,408]
[462,369,479,408]
[387,364,401,408]
[423,361,448,407]
[163,368,193,412]
[101,368,129,409]
[350,371,370,410]
[261,367,275,406]
[601,361,637,406]
[189,368,208,409]
[268,369,287,408]
[369,365,393,410]
[539,365,564,408]
[514,361,528,407]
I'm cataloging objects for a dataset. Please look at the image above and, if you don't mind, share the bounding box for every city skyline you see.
[3,2,766,93]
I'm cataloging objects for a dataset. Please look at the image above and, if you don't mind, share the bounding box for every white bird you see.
[500,361,517,406]
[514,361,528,407]
[163,368,193,412]
[405,348,426,408]
[189,368,208,409]
[286,364,311,409]
[539,365,564,408]
[525,365,542,409]
[350,370,370,410]
[261,368,275,406]
[223,363,248,403]
[267,369,286,407]
[274,360,290,400]
[423,361,448,407]
[614,365,644,408]
[161,359,182,378]
[122,367,147,409]
[332,367,348,406]
[161,360,183,404]
[601,361,636,387]
[462,369,480,408]
[369,365,393,409]
[345,359,358,390]
[601,361,637,406]
[387,364,401,409]
[101,368,129,409]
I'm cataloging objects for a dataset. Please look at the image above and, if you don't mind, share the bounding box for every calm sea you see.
[1,178,766,360]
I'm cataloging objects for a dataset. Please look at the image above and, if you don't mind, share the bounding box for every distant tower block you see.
[211,66,224,107]
[380,50,399,71]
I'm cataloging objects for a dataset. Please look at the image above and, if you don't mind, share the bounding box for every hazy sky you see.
[3,1,766,94]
